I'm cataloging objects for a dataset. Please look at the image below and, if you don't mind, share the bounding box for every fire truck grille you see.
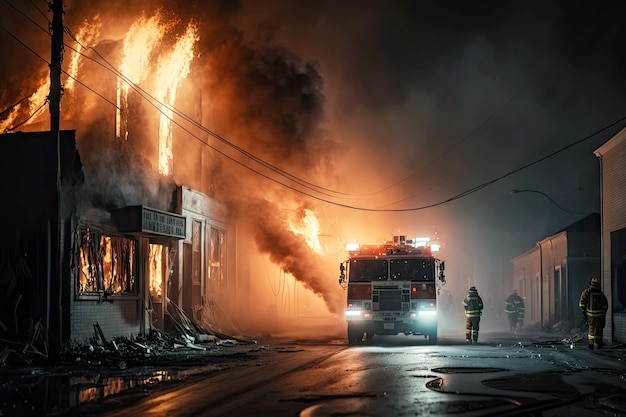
[379,290,401,311]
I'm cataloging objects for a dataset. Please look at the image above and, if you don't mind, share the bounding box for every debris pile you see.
[1,298,256,369]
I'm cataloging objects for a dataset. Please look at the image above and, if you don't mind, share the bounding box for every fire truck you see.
[338,235,446,345]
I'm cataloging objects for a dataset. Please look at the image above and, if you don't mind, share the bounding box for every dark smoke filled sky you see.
[1,0,626,308]
[233,0,626,298]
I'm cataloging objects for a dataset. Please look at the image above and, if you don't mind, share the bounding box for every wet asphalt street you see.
[4,328,624,417]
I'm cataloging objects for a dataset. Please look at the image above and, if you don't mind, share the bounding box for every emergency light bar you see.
[345,234,441,255]
[345,242,360,253]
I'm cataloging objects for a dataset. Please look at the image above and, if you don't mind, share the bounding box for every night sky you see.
[1,0,625,306]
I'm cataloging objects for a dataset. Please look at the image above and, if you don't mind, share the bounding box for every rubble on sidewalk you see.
[1,299,257,370]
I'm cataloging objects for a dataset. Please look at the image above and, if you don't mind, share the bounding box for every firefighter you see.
[504,290,525,332]
[579,277,609,350]
[463,286,483,343]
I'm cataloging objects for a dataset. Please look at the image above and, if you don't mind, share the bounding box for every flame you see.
[27,80,49,125]
[289,208,323,254]
[155,23,198,175]
[6,16,101,132]
[149,244,164,299]
[66,16,102,92]
[0,105,20,133]
[117,14,166,140]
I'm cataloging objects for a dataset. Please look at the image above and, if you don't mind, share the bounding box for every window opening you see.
[78,229,136,296]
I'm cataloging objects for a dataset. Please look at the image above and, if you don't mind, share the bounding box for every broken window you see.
[78,229,137,296]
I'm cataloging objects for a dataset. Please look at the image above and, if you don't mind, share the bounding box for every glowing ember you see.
[155,23,198,175]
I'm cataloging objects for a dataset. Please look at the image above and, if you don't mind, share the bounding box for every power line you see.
[3,100,47,133]
[0,23,48,63]
[0,94,31,115]
[62,31,357,199]
[2,0,50,34]
[4,9,625,212]
[0,24,118,112]
[27,0,50,23]
[2,10,340,198]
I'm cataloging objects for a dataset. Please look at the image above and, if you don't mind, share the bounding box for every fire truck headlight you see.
[418,310,437,317]
[345,309,362,317]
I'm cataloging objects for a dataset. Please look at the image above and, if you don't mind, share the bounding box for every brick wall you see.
[71,299,141,344]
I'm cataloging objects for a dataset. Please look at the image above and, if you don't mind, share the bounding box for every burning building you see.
[0,2,345,359]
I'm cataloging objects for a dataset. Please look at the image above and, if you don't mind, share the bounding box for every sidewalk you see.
[484,327,626,363]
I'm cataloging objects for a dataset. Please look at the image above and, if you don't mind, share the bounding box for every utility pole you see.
[49,0,63,361]
[50,0,63,132]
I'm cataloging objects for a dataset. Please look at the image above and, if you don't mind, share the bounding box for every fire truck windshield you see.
[348,258,435,282]
[390,259,434,281]
[348,259,388,282]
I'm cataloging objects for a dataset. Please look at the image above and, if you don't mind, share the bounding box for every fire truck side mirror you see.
[439,261,446,282]
[339,263,346,286]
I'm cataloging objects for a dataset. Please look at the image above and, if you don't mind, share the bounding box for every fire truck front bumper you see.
[346,310,437,336]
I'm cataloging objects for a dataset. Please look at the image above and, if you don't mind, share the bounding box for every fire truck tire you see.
[428,330,438,344]
[347,323,364,345]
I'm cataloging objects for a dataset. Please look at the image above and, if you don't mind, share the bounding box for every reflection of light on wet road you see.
[75,369,182,404]
[339,346,382,391]
[297,339,572,417]
[1,365,223,416]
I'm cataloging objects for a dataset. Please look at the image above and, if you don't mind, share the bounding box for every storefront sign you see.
[113,205,186,239]
[141,207,186,238]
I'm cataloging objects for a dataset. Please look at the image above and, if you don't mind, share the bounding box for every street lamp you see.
[510,189,591,216]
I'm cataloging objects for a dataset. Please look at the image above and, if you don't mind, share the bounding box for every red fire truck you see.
[338,235,446,345]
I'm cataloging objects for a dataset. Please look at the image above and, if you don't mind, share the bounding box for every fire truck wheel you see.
[428,330,438,344]
[347,323,364,345]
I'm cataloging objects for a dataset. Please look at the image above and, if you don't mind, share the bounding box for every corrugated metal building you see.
[594,127,626,343]
[512,214,601,331]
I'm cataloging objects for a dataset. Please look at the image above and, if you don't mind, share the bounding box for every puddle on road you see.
[298,395,516,417]
[431,366,508,374]
[482,372,578,395]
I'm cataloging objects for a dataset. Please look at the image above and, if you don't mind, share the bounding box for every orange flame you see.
[66,16,102,92]
[289,208,323,254]
[27,80,49,126]
[0,105,20,132]
[117,14,166,140]
[149,244,164,299]
[155,23,198,175]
